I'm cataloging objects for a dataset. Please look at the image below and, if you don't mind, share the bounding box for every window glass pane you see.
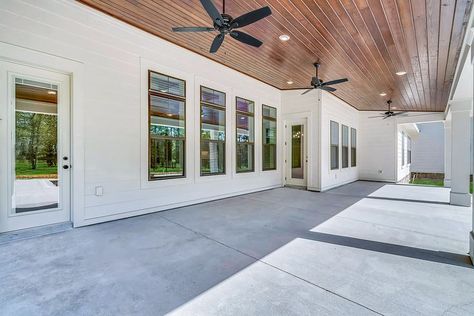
[236,143,254,172]
[236,97,254,173]
[401,132,405,165]
[150,96,185,136]
[291,125,304,179]
[262,105,276,118]
[263,118,276,170]
[150,72,185,97]
[148,71,186,180]
[330,121,339,170]
[342,125,349,168]
[200,86,226,175]
[14,82,59,213]
[201,106,225,141]
[149,139,185,178]
[351,128,357,167]
[201,140,225,175]
[330,121,339,145]
[237,114,254,143]
[236,97,254,113]
[201,86,225,106]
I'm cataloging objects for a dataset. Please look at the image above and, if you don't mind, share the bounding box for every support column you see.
[450,100,472,206]
[470,36,474,264]
[444,120,452,187]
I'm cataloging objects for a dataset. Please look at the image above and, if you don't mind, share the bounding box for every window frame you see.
[350,127,357,167]
[330,120,340,170]
[262,104,277,171]
[235,96,255,173]
[200,85,227,176]
[341,124,349,169]
[148,70,186,181]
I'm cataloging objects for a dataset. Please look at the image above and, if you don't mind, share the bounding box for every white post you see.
[444,120,452,187]
[470,39,474,263]
[449,100,472,206]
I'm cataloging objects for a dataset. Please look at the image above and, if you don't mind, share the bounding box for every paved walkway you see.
[1,181,473,315]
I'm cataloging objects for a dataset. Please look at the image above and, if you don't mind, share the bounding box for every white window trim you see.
[140,58,195,189]
[194,76,232,183]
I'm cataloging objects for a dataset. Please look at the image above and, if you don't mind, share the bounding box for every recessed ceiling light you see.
[47,90,57,95]
[379,92,387,96]
[279,34,290,41]
[287,80,293,85]
[396,71,407,76]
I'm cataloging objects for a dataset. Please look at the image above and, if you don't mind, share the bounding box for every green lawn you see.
[410,178,473,193]
[15,160,57,177]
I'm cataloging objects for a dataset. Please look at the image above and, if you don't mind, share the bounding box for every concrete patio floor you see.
[1,181,473,315]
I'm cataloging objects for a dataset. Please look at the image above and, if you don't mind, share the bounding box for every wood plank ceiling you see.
[78,0,472,112]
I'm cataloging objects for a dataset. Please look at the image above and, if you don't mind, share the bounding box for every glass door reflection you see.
[13,78,59,213]
[291,124,304,179]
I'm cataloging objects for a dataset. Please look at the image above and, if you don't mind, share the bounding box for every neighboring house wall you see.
[411,122,445,173]
[0,0,282,227]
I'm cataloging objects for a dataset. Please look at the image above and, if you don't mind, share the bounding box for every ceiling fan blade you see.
[321,78,348,86]
[200,0,224,26]
[391,111,409,116]
[231,6,272,28]
[301,88,314,95]
[319,86,336,92]
[382,115,391,120]
[407,112,439,117]
[172,27,215,32]
[230,31,262,47]
[210,33,225,53]
[368,115,386,118]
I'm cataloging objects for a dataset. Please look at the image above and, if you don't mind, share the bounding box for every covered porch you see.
[1,181,472,315]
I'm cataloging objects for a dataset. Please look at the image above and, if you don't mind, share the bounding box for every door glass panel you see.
[291,125,304,179]
[13,78,59,213]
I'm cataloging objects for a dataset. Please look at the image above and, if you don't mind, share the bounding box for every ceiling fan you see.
[301,63,348,95]
[172,0,272,53]
[369,100,408,119]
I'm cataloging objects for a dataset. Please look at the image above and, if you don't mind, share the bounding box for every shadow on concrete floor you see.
[304,231,473,268]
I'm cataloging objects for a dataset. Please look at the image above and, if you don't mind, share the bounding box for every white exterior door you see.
[0,61,71,232]
[285,119,308,187]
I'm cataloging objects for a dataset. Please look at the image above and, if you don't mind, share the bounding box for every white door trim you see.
[0,41,85,228]
[0,62,71,232]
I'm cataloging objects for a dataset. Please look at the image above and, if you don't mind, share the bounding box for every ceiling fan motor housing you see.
[215,14,233,31]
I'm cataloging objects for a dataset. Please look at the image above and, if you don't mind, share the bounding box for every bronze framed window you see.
[148,70,186,180]
[236,97,255,173]
[351,127,357,167]
[200,86,226,176]
[330,121,339,170]
[342,124,349,168]
[262,105,277,171]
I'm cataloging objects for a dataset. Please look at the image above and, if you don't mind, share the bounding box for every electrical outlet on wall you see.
[95,186,104,196]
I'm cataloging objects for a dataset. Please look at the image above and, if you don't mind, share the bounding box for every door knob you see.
[63,165,69,170]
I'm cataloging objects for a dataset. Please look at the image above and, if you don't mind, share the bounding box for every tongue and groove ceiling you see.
[78,0,472,112]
